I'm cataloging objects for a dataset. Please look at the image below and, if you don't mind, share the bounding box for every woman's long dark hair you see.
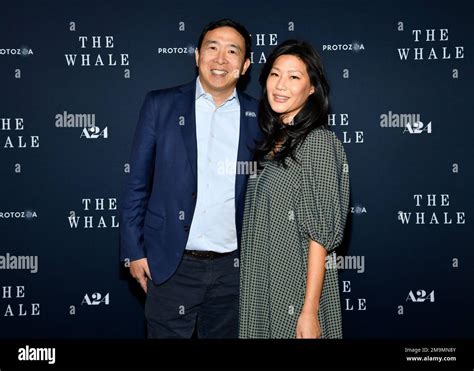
[255,39,330,166]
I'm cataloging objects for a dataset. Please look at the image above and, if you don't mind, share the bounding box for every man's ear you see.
[241,58,251,75]
[195,48,200,67]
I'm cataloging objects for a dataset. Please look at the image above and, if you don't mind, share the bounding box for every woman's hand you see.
[296,310,322,339]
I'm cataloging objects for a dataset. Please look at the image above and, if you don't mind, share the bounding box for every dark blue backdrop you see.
[1,0,472,339]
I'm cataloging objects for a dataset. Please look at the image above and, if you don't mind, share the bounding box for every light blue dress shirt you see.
[185,77,241,253]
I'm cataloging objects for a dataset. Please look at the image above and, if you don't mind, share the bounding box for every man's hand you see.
[129,258,152,293]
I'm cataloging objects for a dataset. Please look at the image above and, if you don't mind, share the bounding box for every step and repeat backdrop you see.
[1,0,472,339]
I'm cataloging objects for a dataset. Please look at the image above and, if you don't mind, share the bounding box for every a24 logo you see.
[404,121,432,134]
[81,292,110,305]
[80,126,108,139]
[406,289,435,302]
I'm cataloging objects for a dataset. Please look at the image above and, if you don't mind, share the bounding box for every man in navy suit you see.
[120,19,261,338]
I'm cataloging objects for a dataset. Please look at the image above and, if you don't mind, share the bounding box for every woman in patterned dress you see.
[239,40,350,339]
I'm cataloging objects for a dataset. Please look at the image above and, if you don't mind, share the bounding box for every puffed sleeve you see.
[298,128,350,253]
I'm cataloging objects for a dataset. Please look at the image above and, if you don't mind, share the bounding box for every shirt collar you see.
[195,76,238,105]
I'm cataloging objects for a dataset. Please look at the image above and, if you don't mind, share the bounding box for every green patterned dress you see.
[239,127,350,339]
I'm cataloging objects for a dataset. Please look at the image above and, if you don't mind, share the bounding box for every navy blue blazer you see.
[120,79,262,284]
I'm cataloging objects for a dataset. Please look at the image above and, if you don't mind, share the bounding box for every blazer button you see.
[191,192,197,199]
[184,225,190,232]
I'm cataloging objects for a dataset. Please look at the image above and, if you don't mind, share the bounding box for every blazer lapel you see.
[235,92,253,202]
[176,80,197,181]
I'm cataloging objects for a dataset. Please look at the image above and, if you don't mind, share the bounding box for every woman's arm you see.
[296,239,327,338]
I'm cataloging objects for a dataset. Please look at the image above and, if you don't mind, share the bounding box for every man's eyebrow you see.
[228,44,242,52]
[204,40,242,52]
